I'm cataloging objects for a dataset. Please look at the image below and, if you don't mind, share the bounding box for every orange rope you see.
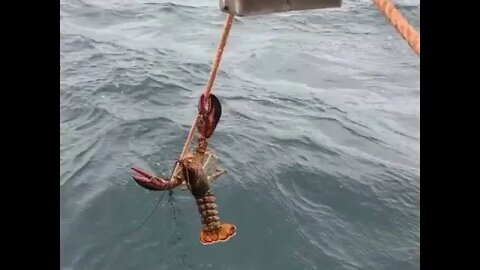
[372,0,420,56]
[168,14,234,179]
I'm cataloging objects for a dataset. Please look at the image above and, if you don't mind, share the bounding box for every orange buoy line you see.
[372,0,420,56]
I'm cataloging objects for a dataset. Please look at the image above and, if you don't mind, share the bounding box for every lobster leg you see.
[207,169,227,184]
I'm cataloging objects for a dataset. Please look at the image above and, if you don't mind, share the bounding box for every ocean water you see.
[60,0,420,269]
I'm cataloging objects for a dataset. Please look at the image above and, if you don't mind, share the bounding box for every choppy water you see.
[60,0,420,269]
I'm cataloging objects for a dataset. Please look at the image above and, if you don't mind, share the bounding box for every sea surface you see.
[60,0,420,269]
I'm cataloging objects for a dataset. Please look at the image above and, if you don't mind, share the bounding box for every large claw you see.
[131,167,179,191]
[197,93,222,139]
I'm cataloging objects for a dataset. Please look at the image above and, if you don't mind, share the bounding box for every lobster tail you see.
[196,192,236,245]
[200,223,236,245]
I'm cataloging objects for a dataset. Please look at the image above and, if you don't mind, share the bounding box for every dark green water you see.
[60,0,420,269]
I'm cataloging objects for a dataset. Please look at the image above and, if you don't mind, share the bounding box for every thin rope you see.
[372,0,420,56]
[168,14,235,180]
[131,191,167,232]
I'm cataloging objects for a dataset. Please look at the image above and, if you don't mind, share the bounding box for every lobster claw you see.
[197,93,222,139]
[131,167,170,191]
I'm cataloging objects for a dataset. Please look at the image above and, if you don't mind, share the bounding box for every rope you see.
[372,0,420,56]
[168,14,235,180]
[204,14,235,98]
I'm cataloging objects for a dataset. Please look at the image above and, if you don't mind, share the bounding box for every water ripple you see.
[61,0,420,269]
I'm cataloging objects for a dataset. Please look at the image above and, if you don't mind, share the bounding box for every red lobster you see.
[131,93,236,245]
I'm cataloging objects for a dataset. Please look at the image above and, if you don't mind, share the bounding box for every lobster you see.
[131,93,236,245]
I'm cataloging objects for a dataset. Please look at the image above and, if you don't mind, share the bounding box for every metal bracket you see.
[220,0,342,16]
